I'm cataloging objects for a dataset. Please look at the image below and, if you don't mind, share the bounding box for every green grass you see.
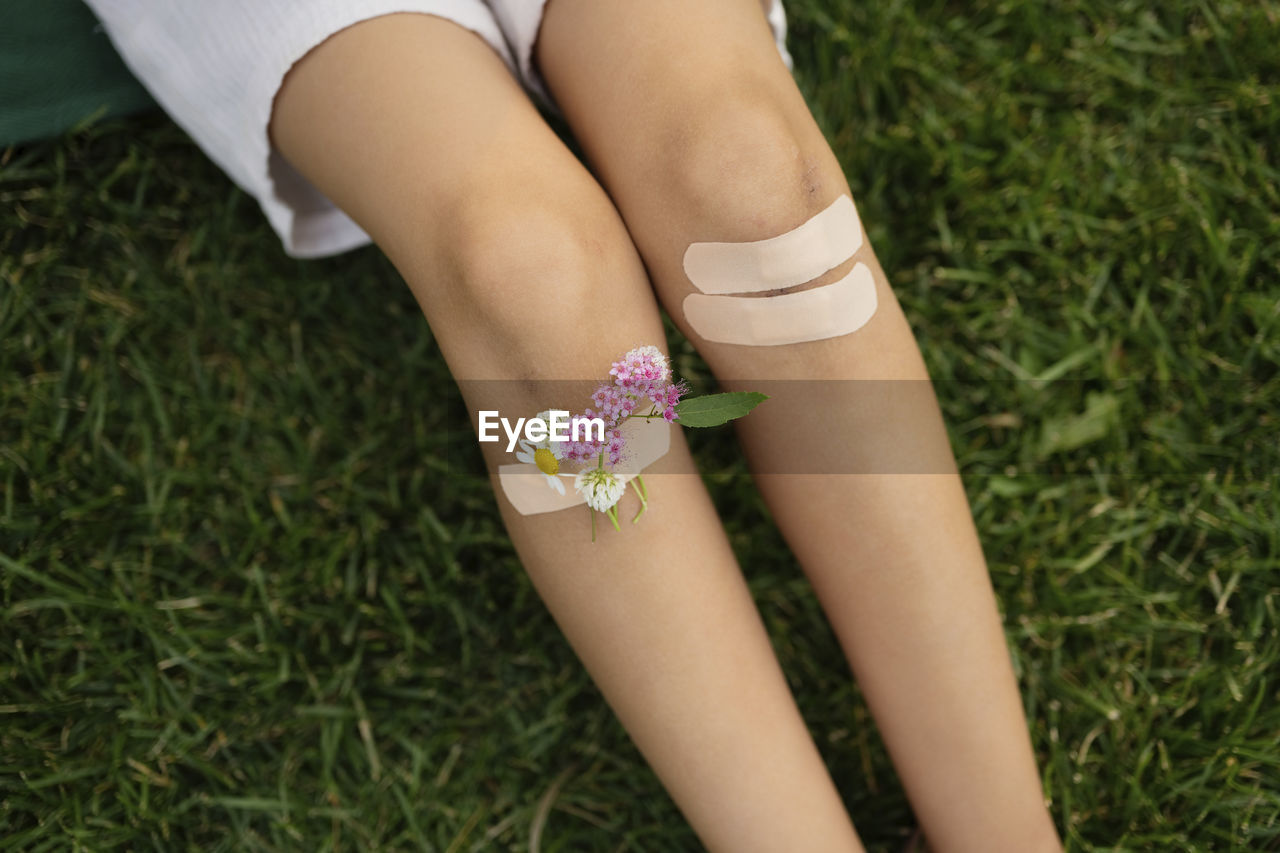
[3,1,1278,850]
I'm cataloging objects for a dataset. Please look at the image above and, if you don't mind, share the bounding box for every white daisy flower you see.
[514,410,571,495]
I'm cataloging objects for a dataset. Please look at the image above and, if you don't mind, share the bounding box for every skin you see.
[536,3,1063,850]
[270,5,1064,851]
[272,14,863,852]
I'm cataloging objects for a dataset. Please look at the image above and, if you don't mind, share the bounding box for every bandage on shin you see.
[682,262,877,347]
[680,193,878,346]
[498,417,670,516]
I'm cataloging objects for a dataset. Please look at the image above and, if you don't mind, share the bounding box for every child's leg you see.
[270,14,864,852]
[536,3,1063,851]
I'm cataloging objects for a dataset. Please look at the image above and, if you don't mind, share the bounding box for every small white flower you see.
[574,467,626,512]
[514,410,571,495]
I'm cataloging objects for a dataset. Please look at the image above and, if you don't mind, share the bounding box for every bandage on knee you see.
[682,262,878,347]
[682,194,863,294]
[498,417,670,516]
[680,193,879,346]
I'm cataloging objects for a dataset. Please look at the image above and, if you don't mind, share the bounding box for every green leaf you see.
[673,392,769,428]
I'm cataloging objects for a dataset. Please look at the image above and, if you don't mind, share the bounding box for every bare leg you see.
[537,2,1063,850]
[271,14,864,851]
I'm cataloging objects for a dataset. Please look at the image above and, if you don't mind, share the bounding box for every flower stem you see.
[629,476,648,523]
[589,503,597,543]
[606,505,622,532]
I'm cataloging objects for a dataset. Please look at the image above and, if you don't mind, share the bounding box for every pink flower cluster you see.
[563,345,688,466]
[613,344,688,424]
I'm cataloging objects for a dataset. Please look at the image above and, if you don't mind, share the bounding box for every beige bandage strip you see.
[498,417,671,516]
[682,194,863,294]
[681,262,877,346]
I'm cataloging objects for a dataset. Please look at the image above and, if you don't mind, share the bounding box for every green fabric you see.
[1,0,155,147]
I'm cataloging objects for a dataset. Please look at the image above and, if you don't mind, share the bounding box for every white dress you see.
[82,0,792,258]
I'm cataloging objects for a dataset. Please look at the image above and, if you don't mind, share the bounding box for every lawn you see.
[3,1,1278,850]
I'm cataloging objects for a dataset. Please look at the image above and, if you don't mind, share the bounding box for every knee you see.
[658,82,845,240]
[430,188,644,377]
[648,84,898,377]
[447,195,591,323]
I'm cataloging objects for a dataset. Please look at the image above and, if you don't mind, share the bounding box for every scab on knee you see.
[661,85,820,223]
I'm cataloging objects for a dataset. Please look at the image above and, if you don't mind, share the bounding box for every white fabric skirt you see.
[83,0,793,259]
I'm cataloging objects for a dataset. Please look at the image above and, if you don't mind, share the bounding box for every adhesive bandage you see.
[682,194,863,294]
[498,417,671,516]
[681,262,878,347]
[679,193,878,346]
